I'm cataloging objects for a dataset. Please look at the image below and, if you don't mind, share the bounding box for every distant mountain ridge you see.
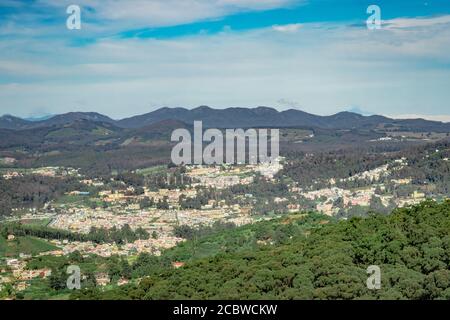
[1,107,450,132]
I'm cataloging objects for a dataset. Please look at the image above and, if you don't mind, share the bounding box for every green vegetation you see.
[91,126,113,136]
[53,193,107,209]
[45,128,80,138]
[20,218,53,227]
[7,253,108,300]
[135,165,166,176]
[279,129,314,142]
[0,175,85,217]
[71,200,450,300]
[0,236,58,257]
[169,214,328,262]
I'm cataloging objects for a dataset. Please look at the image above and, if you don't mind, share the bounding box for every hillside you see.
[0,112,115,130]
[71,200,450,300]
[0,115,30,130]
[0,236,58,258]
[0,120,178,174]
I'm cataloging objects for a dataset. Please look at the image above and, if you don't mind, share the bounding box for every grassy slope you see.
[0,236,58,258]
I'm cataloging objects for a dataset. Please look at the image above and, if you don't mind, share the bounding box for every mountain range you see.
[1,106,449,132]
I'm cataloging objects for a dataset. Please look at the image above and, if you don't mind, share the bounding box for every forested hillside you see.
[0,175,84,217]
[72,200,450,300]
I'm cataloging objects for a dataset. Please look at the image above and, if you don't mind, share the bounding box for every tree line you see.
[0,223,149,245]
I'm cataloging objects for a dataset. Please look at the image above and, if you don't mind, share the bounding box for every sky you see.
[0,0,450,120]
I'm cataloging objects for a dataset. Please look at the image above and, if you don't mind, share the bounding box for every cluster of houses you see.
[186,159,283,189]
[48,202,253,257]
[46,235,185,258]
[0,258,52,292]
[2,166,81,180]
[290,158,427,216]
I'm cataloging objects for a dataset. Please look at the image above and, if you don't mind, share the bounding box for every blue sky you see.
[0,0,450,120]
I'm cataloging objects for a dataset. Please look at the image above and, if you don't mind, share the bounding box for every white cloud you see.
[272,23,302,33]
[384,15,450,29]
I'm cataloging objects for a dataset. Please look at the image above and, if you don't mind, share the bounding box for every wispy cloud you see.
[272,23,302,32]
[384,15,450,29]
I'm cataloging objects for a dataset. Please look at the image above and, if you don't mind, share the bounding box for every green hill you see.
[0,236,58,258]
[163,213,331,263]
[73,200,450,300]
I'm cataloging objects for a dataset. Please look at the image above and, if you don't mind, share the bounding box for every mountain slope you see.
[0,112,116,130]
[0,120,123,150]
[0,115,31,130]
[30,112,116,128]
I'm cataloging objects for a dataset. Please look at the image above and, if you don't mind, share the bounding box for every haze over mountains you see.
[1,106,449,132]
